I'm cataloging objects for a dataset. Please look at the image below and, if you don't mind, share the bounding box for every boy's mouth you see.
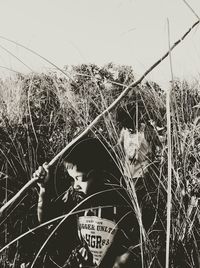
[74,185,82,191]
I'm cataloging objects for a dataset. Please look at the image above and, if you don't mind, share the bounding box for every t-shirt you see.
[38,183,139,268]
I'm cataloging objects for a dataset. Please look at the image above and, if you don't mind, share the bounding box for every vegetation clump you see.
[0,63,200,267]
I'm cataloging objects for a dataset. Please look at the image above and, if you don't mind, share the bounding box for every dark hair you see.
[116,102,164,156]
[116,102,148,130]
[63,137,115,174]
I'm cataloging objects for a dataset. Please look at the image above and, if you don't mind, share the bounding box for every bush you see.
[0,64,200,267]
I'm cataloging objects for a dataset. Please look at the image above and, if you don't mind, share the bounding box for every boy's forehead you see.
[64,161,74,169]
[123,123,145,132]
[64,161,86,174]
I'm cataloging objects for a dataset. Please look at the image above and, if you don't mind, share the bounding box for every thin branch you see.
[0,43,33,72]
[0,36,76,83]
[182,0,200,21]
[27,75,39,144]
[165,18,173,268]
[0,65,22,74]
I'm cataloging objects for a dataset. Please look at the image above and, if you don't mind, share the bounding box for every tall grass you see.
[0,64,200,267]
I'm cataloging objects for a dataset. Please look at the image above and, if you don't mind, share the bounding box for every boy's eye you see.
[128,128,135,134]
[75,175,84,181]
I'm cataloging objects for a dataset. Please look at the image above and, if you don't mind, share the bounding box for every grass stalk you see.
[165,19,173,268]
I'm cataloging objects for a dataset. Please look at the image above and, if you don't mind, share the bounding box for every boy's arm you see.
[37,186,51,223]
[33,163,52,223]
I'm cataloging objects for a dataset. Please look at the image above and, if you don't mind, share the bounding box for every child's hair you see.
[116,102,164,156]
[116,102,148,130]
[63,137,115,174]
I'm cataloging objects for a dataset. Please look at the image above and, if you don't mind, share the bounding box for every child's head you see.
[117,102,163,162]
[63,138,114,194]
[116,102,147,131]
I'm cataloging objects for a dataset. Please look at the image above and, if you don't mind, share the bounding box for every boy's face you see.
[121,125,150,163]
[64,162,93,195]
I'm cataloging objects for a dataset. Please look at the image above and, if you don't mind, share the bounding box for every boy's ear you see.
[86,169,102,181]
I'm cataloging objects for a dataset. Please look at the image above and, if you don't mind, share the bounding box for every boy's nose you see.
[74,182,81,191]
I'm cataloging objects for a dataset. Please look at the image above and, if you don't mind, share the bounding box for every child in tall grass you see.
[117,102,167,267]
[33,137,141,268]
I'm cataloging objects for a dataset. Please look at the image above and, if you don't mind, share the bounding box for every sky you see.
[0,0,200,89]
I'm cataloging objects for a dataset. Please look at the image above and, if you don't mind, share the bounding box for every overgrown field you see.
[0,63,200,267]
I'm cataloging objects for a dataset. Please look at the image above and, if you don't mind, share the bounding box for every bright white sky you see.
[0,0,200,89]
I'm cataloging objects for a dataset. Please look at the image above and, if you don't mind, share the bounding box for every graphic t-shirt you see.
[73,186,137,267]
[42,184,139,267]
[78,214,117,265]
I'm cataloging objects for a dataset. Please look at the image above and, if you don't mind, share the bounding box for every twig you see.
[27,75,39,144]
[0,65,22,74]
[0,43,33,71]
[0,36,76,82]
[165,18,173,268]
[182,0,200,21]
[0,19,199,215]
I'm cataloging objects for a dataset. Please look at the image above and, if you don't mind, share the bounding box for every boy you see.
[34,137,140,267]
[116,102,167,267]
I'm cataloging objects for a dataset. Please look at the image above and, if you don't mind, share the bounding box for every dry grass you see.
[0,65,200,267]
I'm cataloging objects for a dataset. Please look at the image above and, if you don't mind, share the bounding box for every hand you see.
[112,252,132,268]
[63,245,94,267]
[32,162,49,189]
[78,246,95,267]
[78,246,90,262]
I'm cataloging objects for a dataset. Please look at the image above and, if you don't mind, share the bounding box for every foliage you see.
[0,64,200,267]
